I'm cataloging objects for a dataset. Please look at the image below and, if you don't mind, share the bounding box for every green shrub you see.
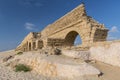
[16,52,23,55]
[15,64,31,72]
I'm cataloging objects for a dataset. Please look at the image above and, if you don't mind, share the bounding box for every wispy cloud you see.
[25,22,38,31]
[19,0,43,7]
[107,35,118,41]
[107,26,119,40]
[109,26,119,33]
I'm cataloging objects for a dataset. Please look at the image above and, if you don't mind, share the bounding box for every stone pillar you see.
[28,42,30,51]
[36,40,39,50]
[26,42,28,51]
[31,42,34,51]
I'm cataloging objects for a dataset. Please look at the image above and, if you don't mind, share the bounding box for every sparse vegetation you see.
[15,64,31,72]
[16,52,23,55]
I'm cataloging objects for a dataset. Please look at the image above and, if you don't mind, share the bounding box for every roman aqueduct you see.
[16,4,108,52]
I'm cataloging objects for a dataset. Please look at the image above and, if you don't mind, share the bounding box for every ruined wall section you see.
[16,32,41,51]
[41,4,87,38]
[47,38,65,48]
[15,3,109,51]
[48,21,92,47]
[16,32,34,49]
[88,17,109,42]
[40,3,108,47]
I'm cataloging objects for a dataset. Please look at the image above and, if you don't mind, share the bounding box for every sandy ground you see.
[0,50,120,80]
[90,61,120,80]
[0,50,69,80]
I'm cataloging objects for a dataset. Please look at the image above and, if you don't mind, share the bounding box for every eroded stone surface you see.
[62,50,90,60]
[4,52,100,78]
[90,41,120,67]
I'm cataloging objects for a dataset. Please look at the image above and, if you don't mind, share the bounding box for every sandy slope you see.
[0,50,120,80]
[0,50,68,80]
[0,64,51,80]
[90,61,120,80]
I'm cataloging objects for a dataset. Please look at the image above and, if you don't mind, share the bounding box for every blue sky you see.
[0,0,120,51]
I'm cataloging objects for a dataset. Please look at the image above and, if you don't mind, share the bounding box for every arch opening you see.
[64,31,82,47]
[33,42,36,50]
[29,42,31,51]
[38,40,43,49]
[74,35,82,46]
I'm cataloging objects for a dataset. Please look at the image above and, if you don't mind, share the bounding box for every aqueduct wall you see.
[16,4,108,52]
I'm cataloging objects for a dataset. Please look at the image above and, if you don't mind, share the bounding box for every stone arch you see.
[64,31,82,47]
[29,42,31,51]
[33,42,36,50]
[24,48,26,52]
[38,40,43,49]
[15,4,109,52]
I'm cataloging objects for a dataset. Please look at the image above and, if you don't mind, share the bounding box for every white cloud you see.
[109,26,119,33]
[107,26,119,41]
[25,22,38,31]
[107,35,118,41]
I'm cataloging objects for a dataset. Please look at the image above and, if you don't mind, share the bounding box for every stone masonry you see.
[16,3,108,52]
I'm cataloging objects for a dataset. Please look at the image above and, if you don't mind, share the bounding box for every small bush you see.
[16,52,23,55]
[15,64,31,72]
